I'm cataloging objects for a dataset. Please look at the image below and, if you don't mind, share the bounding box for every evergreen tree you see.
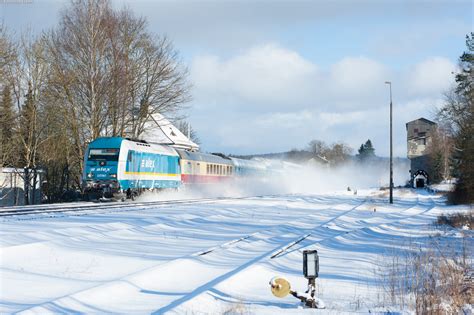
[19,83,37,168]
[438,33,474,203]
[451,34,474,204]
[0,85,15,166]
[357,139,376,161]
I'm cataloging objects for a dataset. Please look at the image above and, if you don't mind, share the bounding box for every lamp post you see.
[385,81,393,204]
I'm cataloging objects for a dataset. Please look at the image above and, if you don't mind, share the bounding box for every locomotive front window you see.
[88,148,120,161]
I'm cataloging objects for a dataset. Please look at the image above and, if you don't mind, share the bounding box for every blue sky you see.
[2,0,472,156]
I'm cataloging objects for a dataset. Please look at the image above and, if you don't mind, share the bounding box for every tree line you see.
[0,0,190,204]
[430,33,474,204]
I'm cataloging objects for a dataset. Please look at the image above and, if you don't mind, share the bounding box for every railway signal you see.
[269,249,325,309]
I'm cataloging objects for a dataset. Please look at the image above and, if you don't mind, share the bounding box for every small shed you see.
[0,168,43,207]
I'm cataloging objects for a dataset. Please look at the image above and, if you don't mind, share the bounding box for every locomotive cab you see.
[83,138,124,200]
[82,137,182,201]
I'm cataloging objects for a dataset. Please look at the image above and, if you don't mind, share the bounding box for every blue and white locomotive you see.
[83,137,181,200]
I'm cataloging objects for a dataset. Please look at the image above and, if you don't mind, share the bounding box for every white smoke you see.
[137,158,410,201]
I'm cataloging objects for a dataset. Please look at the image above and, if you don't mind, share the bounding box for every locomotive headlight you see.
[87,173,93,178]
[110,174,117,178]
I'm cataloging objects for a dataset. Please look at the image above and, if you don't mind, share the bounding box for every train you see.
[82,137,267,200]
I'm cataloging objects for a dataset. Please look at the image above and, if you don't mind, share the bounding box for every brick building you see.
[406,118,437,188]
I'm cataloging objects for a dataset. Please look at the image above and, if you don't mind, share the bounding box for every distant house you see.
[306,155,329,167]
[406,118,436,188]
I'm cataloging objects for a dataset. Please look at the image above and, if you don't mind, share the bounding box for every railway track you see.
[0,195,279,218]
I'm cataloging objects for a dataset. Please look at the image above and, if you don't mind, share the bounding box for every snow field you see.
[0,189,471,314]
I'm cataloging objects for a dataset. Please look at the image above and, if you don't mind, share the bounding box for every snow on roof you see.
[140,113,199,151]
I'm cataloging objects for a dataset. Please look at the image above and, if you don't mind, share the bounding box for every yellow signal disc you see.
[270,277,291,298]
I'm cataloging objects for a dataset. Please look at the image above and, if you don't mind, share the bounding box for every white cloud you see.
[191,43,317,109]
[407,57,456,95]
[189,44,454,156]
[256,110,314,129]
[318,111,366,129]
[329,57,388,94]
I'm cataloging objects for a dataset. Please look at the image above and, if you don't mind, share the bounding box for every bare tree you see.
[307,139,328,157]
[175,119,201,145]
[325,142,353,166]
[426,124,454,183]
[44,0,190,176]
[307,140,352,166]
[1,1,192,202]
[0,24,16,88]
[11,34,50,204]
[46,0,112,142]
[130,35,191,138]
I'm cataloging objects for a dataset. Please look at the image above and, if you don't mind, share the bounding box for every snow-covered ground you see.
[0,188,471,314]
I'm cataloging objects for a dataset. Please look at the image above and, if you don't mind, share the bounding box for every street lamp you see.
[385,81,393,204]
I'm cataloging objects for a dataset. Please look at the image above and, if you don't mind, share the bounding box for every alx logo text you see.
[91,167,112,172]
[141,159,155,168]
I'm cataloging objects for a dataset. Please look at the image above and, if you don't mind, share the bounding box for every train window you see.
[89,148,120,161]
[127,151,132,162]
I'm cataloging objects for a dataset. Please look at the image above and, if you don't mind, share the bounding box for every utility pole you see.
[385,81,393,204]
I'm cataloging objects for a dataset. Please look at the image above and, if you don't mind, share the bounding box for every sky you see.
[1,0,472,157]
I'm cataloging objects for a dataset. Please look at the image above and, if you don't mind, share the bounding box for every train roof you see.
[176,149,233,165]
[89,137,124,148]
[88,137,179,156]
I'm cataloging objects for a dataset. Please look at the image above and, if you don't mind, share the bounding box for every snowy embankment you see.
[0,189,471,314]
